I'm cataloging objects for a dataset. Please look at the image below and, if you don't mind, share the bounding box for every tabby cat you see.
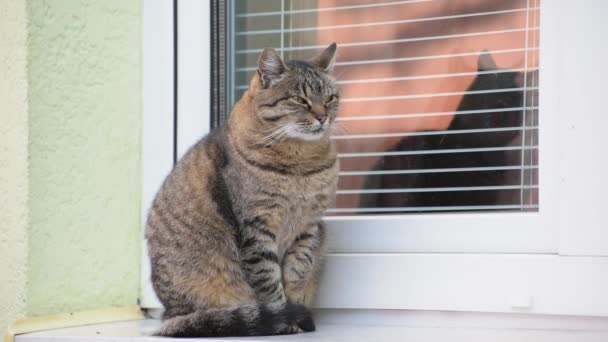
[146,43,339,337]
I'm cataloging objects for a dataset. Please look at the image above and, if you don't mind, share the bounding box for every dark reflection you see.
[362,52,534,210]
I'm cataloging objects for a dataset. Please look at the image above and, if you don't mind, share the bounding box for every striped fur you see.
[156,303,314,337]
[146,44,339,337]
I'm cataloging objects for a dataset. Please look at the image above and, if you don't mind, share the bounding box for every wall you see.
[2,0,143,331]
[0,0,29,333]
[26,0,141,317]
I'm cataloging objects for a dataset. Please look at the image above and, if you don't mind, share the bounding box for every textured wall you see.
[26,0,142,316]
[0,0,29,333]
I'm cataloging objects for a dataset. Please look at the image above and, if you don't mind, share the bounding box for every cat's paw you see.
[279,324,305,335]
[293,305,315,332]
[284,302,316,332]
[296,313,316,332]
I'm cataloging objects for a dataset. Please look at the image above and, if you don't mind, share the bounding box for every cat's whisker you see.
[255,124,292,144]
[259,124,286,133]
[331,123,344,134]
[254,124,291,145]
[274,132,290,145]
[256,134,282,146]
[330,122,349,136]
[260,124,294,146]
[337,126,349,135]
[267,132,288,146]
[275,125,298,144]
[254,132,279,145]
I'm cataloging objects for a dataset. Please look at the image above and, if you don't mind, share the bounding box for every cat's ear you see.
[257,47,287,88]
[478,50,497,71]
[310,43,337,72]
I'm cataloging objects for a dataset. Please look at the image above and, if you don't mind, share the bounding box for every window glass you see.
[230,0,540,214]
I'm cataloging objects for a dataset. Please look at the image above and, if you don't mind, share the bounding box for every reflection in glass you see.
[231,0,540,214]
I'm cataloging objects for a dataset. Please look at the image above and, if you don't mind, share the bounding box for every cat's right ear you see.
[478,50,497,71]
[257,47,287,89]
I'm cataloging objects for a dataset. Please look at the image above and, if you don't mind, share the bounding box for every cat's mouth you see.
[286,122,329,141]
[309,126,324,134]
[305,121,332,136]
[298,120,328,134]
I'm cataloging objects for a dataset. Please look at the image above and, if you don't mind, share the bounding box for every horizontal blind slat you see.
[342,87,537,103]
[336,106,539,122]
[338,145,538,158]
[339,165,538,176]
[236,27,538,54]
[336,68,537,85]
[332,126,538,140]
[335,48,539,67]
[235,48,540,72]
[236,66,539,89]
[337,185,538,195]
[236,0,432,18]
[237,7,537,35]
[327,204,539,213]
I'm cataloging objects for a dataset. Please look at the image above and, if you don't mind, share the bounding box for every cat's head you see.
[249,43,339,142]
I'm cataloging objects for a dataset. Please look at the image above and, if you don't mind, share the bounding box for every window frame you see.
[141,0,608,315]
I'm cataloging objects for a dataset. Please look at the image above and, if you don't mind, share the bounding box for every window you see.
[229,0,539,215]
[214,0,548,254]
[142,0,608,316]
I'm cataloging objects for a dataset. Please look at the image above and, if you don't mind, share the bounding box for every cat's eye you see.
[325,95,338,105]
[291,96,309,105]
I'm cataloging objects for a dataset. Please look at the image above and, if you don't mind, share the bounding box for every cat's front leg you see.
[282,222,325,306]
[240,214,288,307]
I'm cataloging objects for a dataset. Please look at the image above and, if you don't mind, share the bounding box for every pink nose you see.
[311,104,327,124]
[315,114,327,124]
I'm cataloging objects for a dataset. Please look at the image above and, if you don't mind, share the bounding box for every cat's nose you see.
[311,104,327,124]
[314,114,328,124]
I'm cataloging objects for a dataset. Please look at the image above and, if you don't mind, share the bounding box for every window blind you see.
[228,0,540,215]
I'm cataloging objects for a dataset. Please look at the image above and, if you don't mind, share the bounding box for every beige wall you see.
[0,0,29,334]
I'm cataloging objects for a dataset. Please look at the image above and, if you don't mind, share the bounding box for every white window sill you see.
[15,310,608,342]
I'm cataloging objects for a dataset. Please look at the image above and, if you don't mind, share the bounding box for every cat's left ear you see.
[310,43,337,72]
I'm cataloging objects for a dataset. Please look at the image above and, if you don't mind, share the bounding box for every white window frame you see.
[141,0,608,316]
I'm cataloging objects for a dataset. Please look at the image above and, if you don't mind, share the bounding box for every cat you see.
[362,52,531,210]
[146,43,340,337]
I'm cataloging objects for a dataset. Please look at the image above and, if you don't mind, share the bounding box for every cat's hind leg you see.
[155,252,313,337]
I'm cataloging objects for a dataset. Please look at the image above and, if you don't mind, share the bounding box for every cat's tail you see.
[154,302,315,337]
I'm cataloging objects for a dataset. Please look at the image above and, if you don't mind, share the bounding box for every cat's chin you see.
[287,129,327,141]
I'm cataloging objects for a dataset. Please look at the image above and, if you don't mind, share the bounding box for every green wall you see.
[26,0,142,316]
[1,0,142,331]
[0,0,29,333]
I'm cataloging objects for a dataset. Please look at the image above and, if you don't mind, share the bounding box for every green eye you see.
[291,96,308,105]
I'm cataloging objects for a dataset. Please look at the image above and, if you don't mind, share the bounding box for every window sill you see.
[15,310,608,342]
